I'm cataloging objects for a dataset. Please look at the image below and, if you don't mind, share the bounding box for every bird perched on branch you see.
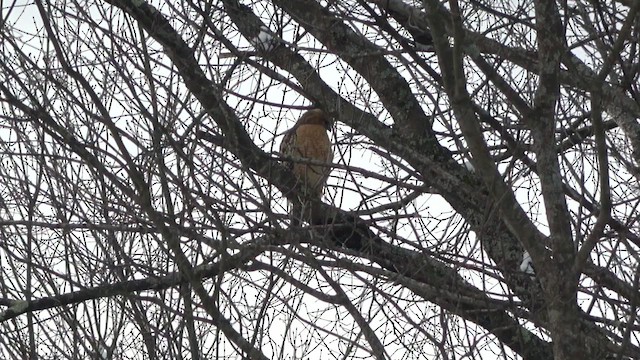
[250,25,279,52]
[386,8,434,51]
[280,109,334,224]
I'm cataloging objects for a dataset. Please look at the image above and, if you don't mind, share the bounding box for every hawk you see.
[280,109,333,223]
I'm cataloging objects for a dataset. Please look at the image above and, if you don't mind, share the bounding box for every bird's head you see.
[299,108,333,131]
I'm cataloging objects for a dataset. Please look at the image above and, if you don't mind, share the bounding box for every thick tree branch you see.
[0,245,262,321]
[367,0,640,166]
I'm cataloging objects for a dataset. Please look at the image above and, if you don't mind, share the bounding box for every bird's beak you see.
[325,118,334,131]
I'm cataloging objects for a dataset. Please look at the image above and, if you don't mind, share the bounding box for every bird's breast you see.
[294,125,333,162]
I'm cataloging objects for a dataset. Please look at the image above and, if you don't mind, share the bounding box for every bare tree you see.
[0,0,639,359]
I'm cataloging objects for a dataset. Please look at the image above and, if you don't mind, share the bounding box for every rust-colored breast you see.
[281,123,333,198]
